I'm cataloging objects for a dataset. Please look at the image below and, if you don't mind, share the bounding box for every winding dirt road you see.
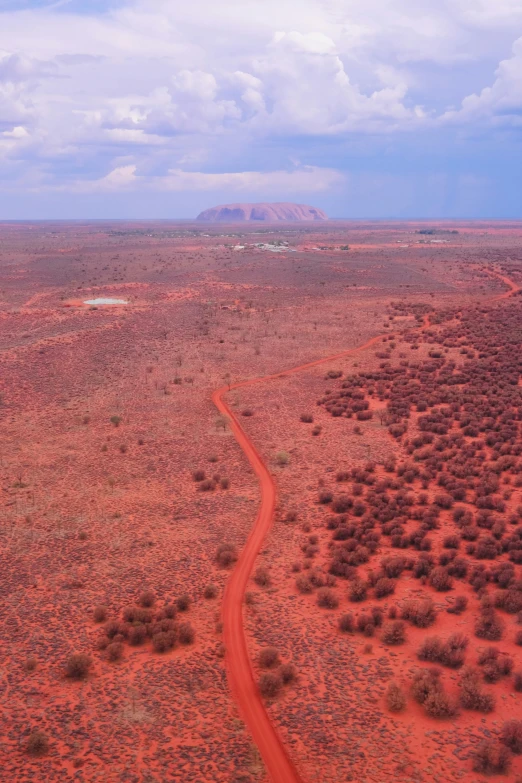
[212,269,519,783]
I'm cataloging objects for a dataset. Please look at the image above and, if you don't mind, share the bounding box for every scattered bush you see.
[475,609,504,641]
[500,720,522,754]
[386,682,406,712]
[254,567,271,587]
[279,663,297,684]
[26,730,49,756]
[259,647,280,669]
[296,574,313,593]
[259,672,282,698]
[338,613,354,633]
[300,413,314,423]
[107,641,124,661]
[374,577,396,598]
[349,579,368,602]
[418,633,468,668]
[402,598,436,627]
[473,741,511,774]
[178,622,195,645]
[459,667,495,712]
[382,620,406,645]
[93,605,108,623]
[216,543,238,568]
[204,584,218,599]
[65,652,92,679]
[317,587,339,609]
[139,590,156,608]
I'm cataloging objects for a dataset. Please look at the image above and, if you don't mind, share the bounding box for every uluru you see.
[196,202,328,222]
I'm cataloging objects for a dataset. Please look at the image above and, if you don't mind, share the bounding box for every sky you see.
[0,0,521,219]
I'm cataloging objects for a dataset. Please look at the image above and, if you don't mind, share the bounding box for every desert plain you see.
[1,219,522,783]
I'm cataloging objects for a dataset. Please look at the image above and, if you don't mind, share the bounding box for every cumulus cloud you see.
[0,0,520,208]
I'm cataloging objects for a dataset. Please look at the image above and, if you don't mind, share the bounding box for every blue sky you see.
[0,0,521,218]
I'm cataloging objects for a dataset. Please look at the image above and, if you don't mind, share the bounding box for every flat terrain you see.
[1,220,522,782]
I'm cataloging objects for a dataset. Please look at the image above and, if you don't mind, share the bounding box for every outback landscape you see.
[1,218,522,783]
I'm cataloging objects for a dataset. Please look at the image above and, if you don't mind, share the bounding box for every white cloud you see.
[0,0,520,193]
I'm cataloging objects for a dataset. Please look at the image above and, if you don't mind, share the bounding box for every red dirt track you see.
[214,268,520,783]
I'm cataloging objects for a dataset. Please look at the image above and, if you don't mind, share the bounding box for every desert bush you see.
[259,671,282,698]
[447,595,468,615]
[275,451,290,466]
[279,662,297,684]
[336,471,349,482]
[349,579,368,602]
[296,574,313,593]
[176,594,191,612]
[374,577,396,598]
[424,688,458,718]
[318,490,333,504]
[199,478,216,491]
[300,413,314,423]
[164,603,177,619]
[66,652,92,679]
[106,641,124,661]
[332,495,353,513]
[93,605,107,623]
[216,543,238,568]
[386,682,406,712]
[128,625,147,646]
[338,613,354,633]
[382,620,406,645]
[478,647,513,682]
[500,720,522,754]
[418,634,468,668]
[402,598,436,627]
[193,469,206,482]
[139,590,156,608]
[178,622,195,645]
[411,668,441,704]
[254,567,271,587]
[26,730,49,756]
[475,609,504,640]
[152,632,175,653]
[514,672,522,692]
[204,584,218,599]
[459,667,495,712]
[429,566,453,592]
[241,409,253,417]
[259,647,280,669]
[317,587,339,609]
[473,741,511,774]
[23,656,38,672]
[220,477,230,489]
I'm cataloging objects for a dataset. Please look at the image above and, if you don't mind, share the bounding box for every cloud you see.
[62,163,344,193]
[0,0,520,213]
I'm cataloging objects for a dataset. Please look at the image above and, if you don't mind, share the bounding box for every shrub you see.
[424,688,458,718]
[382,620,406,645]
[178,622,195,645]
[254,567,271,587]
[139,590,156,608]
[259,647,280,669]
[152,632,175,653]
[349,579,368,602]
[478,647,513,682]
[241,409,253,417]
[26,730,49,756]
[275,451,290,466]
[65,652,92,679]
[318,490,333,504]
[176,594,191,612]
[107,641,124,661]
[110,415,122,427]
[459,667,495,712]
[357,614,375,636]
[193,469,206,482]
[128,625,147,646]
[216,543,238,568]
[93,605,107,623]
[514,672,522,692]
[411,668,441,704]
[204,584,218,599]
[259,672,282,698]
[447,595,468,615]
[475,609,504,641]
[338,613,354,633]
[374,577,396,598]
[429,567,453,592]
[515,630,522,646]
[317,587,339,609]
[23,656,38,672]
[199,478,215,491]
[386,682,406,712]
[279,663,297,684]
[220,477,230,490]
[402,598,436,627]
[296,574,313,593]
[418,634,468,668]
[500,721,522,754]
[473,741,511,774]
[300,413,314,423]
